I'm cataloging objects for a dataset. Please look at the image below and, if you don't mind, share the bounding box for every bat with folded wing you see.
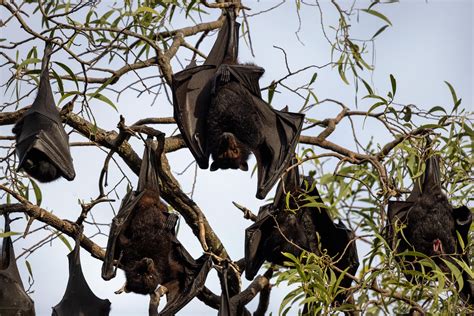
[387,151,473,304]
[0,215,35,315]
[101,136,212,315]
[12,41,75,182]
[172,8,304,199]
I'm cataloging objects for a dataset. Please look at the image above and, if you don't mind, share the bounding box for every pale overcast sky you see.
[1,1,472,315]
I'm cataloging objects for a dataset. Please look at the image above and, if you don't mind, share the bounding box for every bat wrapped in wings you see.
[172,8,304,199]
[101,136,212,316]
[52,238,111,316]
[0,215,35,315]
[12,41,75,183]
[387,152,473,304]
[245,165,359,304]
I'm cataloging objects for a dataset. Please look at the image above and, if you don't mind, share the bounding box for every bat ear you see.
[453,205,472,226]
[239,161,248,171]
[210,161,219,171]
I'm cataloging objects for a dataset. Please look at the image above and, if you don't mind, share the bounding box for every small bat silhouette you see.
[0,215,35,315]
[52,239,111,316]
[12,41,75,182]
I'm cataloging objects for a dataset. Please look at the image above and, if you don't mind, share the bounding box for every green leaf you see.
[87,92,118,111]
[30,179,42,206]
[54,61,79,90]
[25,260,34,278]
[361,9,392,26]
[50,69,64,96]
[134,6,160,16]
[58,91,81,106]
[371,24,390,39]
[0,231,21,237]
[428,106,447,114]
[19,57,41,68]
[389,74,396,97]
[442,259,464,290]
[55,231,73,252]
[360,79,373,95]
[444,81,457,103]
[186,0,198,17]
[309,72,318,85]
[368,101,386,114]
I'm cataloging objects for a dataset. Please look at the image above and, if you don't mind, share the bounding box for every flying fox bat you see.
[172,8,304,199]
[0,215,35,315]
[101,136,212,315]
[245,166,359,304]
[52,238,111,316]
[387,153,473,304]
[12,41,75,182]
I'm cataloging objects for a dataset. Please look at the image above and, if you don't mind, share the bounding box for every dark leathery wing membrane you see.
[101,136,212,315]
[172,8,304,199]
[244,165,359,303]
[12,41,75,182]
[387,152,473,304]
[52,240,111,316]
[0,215,35,315]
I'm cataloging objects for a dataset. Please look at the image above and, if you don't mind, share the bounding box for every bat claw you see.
[197,217,209,251]
[114,283,129,294]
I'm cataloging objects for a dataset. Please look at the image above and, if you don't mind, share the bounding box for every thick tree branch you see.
[0,201,105,260]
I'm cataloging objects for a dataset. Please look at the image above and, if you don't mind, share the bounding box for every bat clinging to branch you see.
[172,8,304,199]
[12,41,75,183]
[101,135,212,315]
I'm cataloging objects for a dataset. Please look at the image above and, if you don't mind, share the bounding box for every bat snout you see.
[433,239,443,254]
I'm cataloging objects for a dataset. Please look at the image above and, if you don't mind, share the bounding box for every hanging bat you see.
[12,41,75,182]
[52,239,111,316]
[0,215,35,315]
[387,153,473,304]
[101,136,212,315]
[245,166,359,304]
[172,8,304,199]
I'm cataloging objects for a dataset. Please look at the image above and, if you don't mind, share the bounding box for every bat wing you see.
[452,205,472,250]
[218,64,265,98]
[254,103,304,199]
[214,64,304,199]
[102,137,162,280]
[244,205,274,281]
[102,189,143,280]
[53,242,111,316]
[272,156,300,209]
[332,221,359,276]
[172,9,239,169]
[13,41,75,181]
[0,215,35,315]
[137,136,162,192]
[158,242,212,316]
[407,155,441,202]
[218,264,231,316]
[172,65,216,168]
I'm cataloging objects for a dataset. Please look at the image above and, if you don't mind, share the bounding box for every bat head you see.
[22,148,61,182]
[124,257,160,295]
[210,132,250,171]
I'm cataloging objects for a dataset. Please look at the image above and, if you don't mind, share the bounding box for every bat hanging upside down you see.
[387,151,473,305]
[172,8,304,199]
[13,41,75,183]
[102,137,212,316]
